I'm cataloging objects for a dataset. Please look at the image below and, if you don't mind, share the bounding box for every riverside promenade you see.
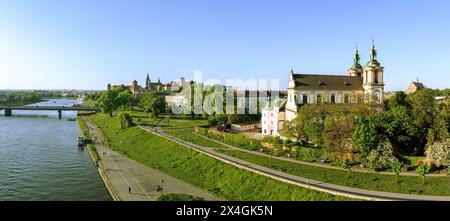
[82,117,218,201]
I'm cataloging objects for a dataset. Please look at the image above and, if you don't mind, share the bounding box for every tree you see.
[117,90,132,110]
[416,164,430,185]
[366,140,396,171]
[409,88,437,127]
[425,139,450,167]
[323,114,355,153]
[142,92,166,118]
[97,90,119,117]
[119,112,133,129]
[387,91,411,110]
[391,158,404,184]
[426,116,450,148]
[352,116,380,156]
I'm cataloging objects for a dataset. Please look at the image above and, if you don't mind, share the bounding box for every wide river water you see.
[0,99,111,201]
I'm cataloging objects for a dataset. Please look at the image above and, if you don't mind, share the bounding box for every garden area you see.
[88,113,351,201]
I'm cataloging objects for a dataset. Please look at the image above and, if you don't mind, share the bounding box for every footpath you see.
[82,116,219,201]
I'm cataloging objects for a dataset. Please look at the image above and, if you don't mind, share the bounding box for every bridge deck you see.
[0,106,101,111]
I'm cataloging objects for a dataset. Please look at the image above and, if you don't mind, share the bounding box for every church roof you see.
[292,74,363,91]
[410,81,424,89]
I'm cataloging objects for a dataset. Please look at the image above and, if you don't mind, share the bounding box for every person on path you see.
[128,187,131,194]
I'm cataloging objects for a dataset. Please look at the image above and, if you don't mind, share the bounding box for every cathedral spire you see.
[145,73,151,89]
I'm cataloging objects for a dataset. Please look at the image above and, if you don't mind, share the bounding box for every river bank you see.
[81,115,218,201]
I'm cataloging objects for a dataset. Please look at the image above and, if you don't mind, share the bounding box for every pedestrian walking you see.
[128,187,131,194]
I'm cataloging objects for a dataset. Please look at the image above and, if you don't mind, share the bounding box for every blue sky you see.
[0,0,449,91]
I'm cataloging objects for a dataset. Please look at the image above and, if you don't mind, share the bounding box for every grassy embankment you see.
[214,149,450,196]
[157,127,450,196]
[77,116,100,163]
[89,113,352,201]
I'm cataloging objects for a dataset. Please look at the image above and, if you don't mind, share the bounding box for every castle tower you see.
[363,40,384,104]
[348,45,363,77]
[131,80,139,94]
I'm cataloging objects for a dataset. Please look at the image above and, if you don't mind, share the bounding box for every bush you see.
[297,148,323,162]
[366,140,396,171]
[425,139,450,167]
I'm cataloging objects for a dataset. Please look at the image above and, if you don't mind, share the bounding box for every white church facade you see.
[285,41,385,121]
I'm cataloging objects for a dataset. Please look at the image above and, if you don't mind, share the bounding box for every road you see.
[83,117,219,201]
[139,125,450,201]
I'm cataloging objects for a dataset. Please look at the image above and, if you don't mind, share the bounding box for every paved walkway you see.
[82,117,219,201]
[140,125,450,201]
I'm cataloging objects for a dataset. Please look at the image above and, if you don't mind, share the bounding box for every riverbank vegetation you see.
[215,149,450,196]
[77,116,100,163]
[89,113,351,201]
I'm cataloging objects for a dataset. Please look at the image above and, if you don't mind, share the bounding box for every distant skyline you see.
[1,0,449,91]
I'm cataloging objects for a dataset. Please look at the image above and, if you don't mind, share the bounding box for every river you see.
[0,99,111,201]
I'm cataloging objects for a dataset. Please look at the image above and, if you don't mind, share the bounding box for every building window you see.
[316,94,322,104]
[374,72,379,83]
[331,95,336,103]
[302,95,308,104]
[344,95,349,103]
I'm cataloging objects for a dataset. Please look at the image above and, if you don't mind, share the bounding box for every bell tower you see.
[363,39,384,104]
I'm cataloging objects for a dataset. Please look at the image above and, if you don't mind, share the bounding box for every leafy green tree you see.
[118,112,133,129]
[391,158,404,184]
[409,88,437,127]
[142,92,166,118]
[426,116,450,148]
[117,90,132,110]
[387,91,411,110]
[352,116,380,156]
[322,114,355,153]
[416,164,431,185]
[97,90,119,117]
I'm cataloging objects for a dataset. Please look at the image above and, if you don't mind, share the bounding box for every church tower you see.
[348,45,363,77]
[145,73,151,90]
[363,40,384,104]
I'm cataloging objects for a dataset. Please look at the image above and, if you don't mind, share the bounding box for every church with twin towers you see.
[285,40,385,121]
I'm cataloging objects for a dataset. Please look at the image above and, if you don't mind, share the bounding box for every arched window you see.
[374,71,379,83]
[344,94,349,103]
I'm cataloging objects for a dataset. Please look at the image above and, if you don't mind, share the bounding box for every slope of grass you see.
[89,113,351,201]
[216,149,450,196]
[165,129,229,149]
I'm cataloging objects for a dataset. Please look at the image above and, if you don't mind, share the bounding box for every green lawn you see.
[89,113,351,201]
[165,129,230,149]
[215,149,450,196]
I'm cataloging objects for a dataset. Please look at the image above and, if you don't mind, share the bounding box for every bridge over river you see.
[0,106,101,119]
